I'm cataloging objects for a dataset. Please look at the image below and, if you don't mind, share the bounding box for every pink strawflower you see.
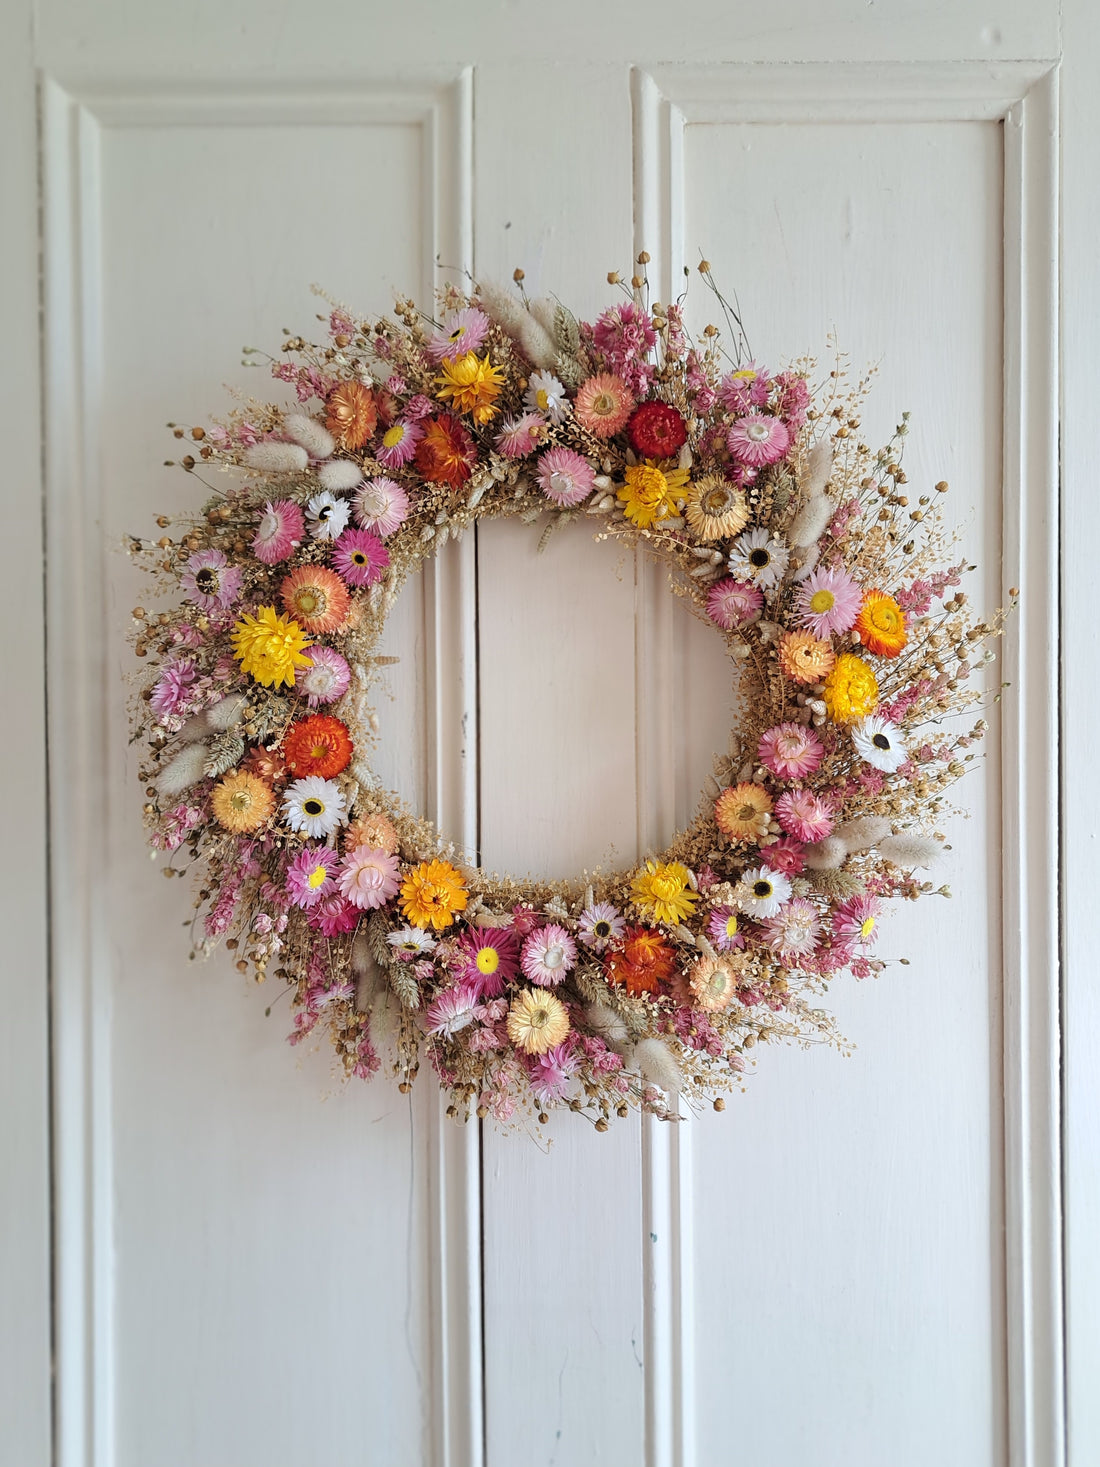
[453,927,520,999]
[727,412,791,467]
[495,412,545,459]
[528,1042,579,1106]
[354,476,410,537]
[295,646,351,706]
[758,722,824,780]
[150,657,197,724]
[591,302,657,393]
[707,906,745,953]
[307,894,360,936]
[337,845,401,910]
[706,577,763,629]
[375,420,423,471]
[761,836,807,875]
[180,548,243,611]
[425,981,480,1038]
[795,565,863,638]
[761,897,822,958]
[427,307,490,362]
[253,500,305,564]
[833,894,882,948]
[521,923,577,985]
[718,364,771,413]
[775,789,834,842]
[403,394,434,422]
[536,446,596,507]
[285,845,338,909]
[332,527,389,587]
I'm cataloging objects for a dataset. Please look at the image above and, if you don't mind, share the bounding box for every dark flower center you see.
[303,799,324,816]
[749,548,770,568]
[195,568,219,592]
[594,920,612,938]
[872,733,891,750]
[753,880,773,898]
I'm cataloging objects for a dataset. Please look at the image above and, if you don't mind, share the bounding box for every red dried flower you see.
[627,401,688,459]
[282,714,353,780]
[415,414,476,487]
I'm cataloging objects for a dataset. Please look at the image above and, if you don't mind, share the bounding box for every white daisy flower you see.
[281,776,347,838]
[387,925,437,958]
[305,490,351,542]
[733,865,792,920]
[524,370,569,424]
[728,526,789,592]
[852,714,907,773]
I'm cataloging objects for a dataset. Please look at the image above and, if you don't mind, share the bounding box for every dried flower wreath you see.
[128,257,1009,1131]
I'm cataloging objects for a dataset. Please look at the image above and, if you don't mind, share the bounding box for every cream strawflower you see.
[281,776,347,839]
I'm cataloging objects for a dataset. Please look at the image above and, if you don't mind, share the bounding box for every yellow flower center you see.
[810,588,836,613]
[382,423,405,447]
[535,388,550,410]
[308,865,328,889]
[860,916,876,939]
[725,914,739,938]
[732,368,757,382]
[476,946,500,975]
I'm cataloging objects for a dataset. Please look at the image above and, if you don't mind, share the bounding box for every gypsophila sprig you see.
[128,261,1011,1133]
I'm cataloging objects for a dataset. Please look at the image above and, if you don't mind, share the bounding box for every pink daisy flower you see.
[337,845,402,910]
[833,894,882,948]
[495,412,545,459]
[180,548,243,611]
[573,374,635,438]
[775,789,834,843]
[425,981,480,1038]
[761,896,822,958]
[285,845,338,909]
[758,722,824,780]
[761,836,807,875]
[529,1042,579,1106]
[332,528,389,587]
[706,577,763,629]
[795,565,863,638]
[353,476,410,537]
[727,412,791,467]
[427,307,491,363]
[536,447,596,507]
[707,906,745,953]
[375,420,423,470]
[307,894,360,936]
[453,927,520,999]
[295,646,351,706]
[150,657,197,724]
[521,923,577,985]
[253,500,305,564]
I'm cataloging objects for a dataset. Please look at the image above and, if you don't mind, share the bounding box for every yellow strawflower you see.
[231,606,313,689]
[822,653,879,724]
[400,858,468,930]
[435,351,505,425]
[631,859,699,925]
[618,461,691,529]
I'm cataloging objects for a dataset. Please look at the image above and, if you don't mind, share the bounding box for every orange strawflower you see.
[605,925,676,997]
[325,381,377,450]
[435,351,504,425]
[415,414,476,487]
[400,858,468,930]
[210,770,275,834]
[282,714,353,779]
[714,781,773,842]
[856,590,908,658]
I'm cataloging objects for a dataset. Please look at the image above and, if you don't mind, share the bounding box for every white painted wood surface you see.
[8,1,1093,1464]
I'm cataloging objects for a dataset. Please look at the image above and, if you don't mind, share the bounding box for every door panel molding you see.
[40,69,481,1467]
[631,60,1062,1467]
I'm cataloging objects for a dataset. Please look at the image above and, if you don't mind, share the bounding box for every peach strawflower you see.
[325,381,377,450]
[715,781,773,842]
[345,810,400,855]
[778,628,836,684]
[279,565,350,635]
[506,988,571,1054]
[210,770,275,834]
[574,373,634,437]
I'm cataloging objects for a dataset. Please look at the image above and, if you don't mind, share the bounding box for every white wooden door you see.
[9,2,1093,1465]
